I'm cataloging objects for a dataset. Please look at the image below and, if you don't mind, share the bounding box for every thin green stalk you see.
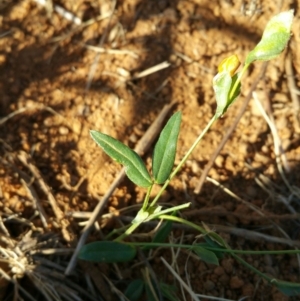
[150,116,216,207]
[105,224,131,240]
[199,246,300,256]
[157,214,228,247]
[125,242,300,256]
[156,214,207,235]
[142,184,153,210]
[228,63,249,100]
[114,222,141,242]
[231,253,273,282]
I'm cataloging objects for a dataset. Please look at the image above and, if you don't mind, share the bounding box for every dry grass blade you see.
[17,152,63,221]
[132,61,171,79]
[83,44,139,58]
[85,0,117,92]
[204,176,300,248]
[20,177,48,229]
[160,257,200,301]
[142,268,160,301]
[253,91,292,188]
[211,224,300,247]
[0,107,28,126]
[34,0,81,25]
[285,52,300,131]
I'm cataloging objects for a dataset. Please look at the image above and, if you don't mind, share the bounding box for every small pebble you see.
[215,155,224,168]
[214,266,225,276]
[221,258,233,273]
[203,280,215,291]
[59,126,69,135]
[230,276,244,289]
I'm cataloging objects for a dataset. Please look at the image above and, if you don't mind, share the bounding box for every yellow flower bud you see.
[218,54,241,77]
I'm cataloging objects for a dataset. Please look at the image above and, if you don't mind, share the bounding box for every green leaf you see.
[213,72,241,118]
[272,279,300,297]
[90,130,152,188]
[78,241,136,263]
[160,283,179,301]
[246,10,294,64]
[152,112,181,184]
[145,283,157,301]
[125,279,144,301]
[152,218,173,244]
[192,245,219,265]
[195,242,224,259]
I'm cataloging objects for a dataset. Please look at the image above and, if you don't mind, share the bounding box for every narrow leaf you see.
[192,245,219,265]
[152,112,181,184]
[78,241,136,263]
[90,130,152,188]
[195,242,224,259]
[246,10,294,64]
[159,283,179,301]
[273,280,300,297]
[125,279,144,301]
[145,283,157,301]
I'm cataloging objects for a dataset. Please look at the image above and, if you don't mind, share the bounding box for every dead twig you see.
[253,91,292,189]
[34,0,81,25]
[160,257,200,301]
[85,0,117,93]
[17,152,73,242]
[20,177,49,229]
[65,101,176,275]
[210,224,299,247]
[132,61,170,79]
[17,151,63,221]
[194,62,268,194]
[285,52,300,131]
[83,44,139,58]
[1,155,49,230]
[0,107,28,126]
[50,11,113,44]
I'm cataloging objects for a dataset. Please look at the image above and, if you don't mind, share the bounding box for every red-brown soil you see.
[1,1,300,300]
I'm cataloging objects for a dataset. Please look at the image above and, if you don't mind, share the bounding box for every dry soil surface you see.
[1,1,300,301]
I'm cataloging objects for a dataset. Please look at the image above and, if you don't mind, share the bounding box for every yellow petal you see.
[218,55,241,77]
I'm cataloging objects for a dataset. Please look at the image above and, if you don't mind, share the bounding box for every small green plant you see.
[79,10,300,297]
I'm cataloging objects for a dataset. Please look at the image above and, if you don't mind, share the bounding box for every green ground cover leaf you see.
[90,130,152,188]
[78,241,136,263]
[152,112,181,184]
[193,244,219,265]
[125,279,144,301]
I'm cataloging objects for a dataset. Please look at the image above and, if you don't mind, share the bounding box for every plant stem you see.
[126,242,300,256]
[156,214,206,235]
[142,184,153,210]
[150,115,217,207]
[229,63,249,100]
[231,253,273,282]
[197,246,300,256]
[114,222,141,242]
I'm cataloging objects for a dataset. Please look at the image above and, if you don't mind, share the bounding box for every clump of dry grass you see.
[0,216,100,301]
